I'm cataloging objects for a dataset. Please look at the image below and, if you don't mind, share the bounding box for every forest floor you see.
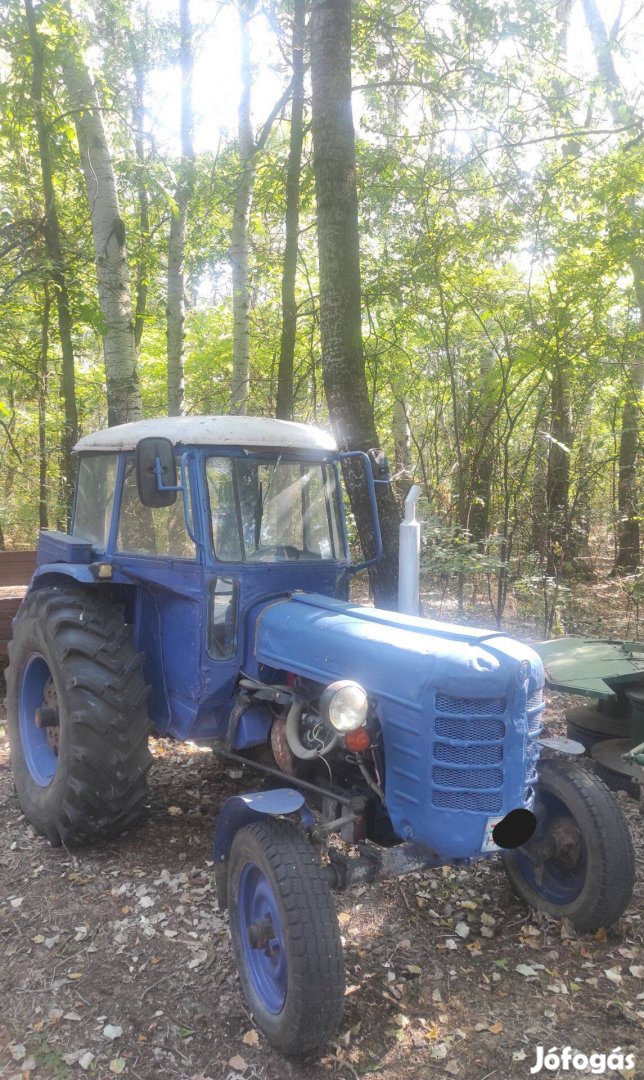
[1,577,643,1080]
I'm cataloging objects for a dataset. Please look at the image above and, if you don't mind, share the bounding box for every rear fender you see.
[213,789,314,909]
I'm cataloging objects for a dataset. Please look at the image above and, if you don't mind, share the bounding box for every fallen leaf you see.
[63,1012,82,1021]
[515,964,542,978]
[10,897,23,909]
[455,922,470,939]
[242,1029,259,1046]
[79,1052,95,1070]
[595,927,608,942]
[445,938,458,950]
[168,806,183,816]
[407,964,422,974]
[338,912,351,925]
[513,1049,527,1062]
[9,1045,26,1062]
[66,972,83,981]
[103,1024,123,1040]
[229,1055,247,1071]
[629,965,644,979]
[488,1022,503,1034]
[110,1060,126,1074]
[605,967,623,985]
[431,1043,448,1059]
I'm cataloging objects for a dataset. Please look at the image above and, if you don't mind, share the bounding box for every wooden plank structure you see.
[0,551,36,656]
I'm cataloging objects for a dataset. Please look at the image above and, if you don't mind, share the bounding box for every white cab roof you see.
[74,415,337,453]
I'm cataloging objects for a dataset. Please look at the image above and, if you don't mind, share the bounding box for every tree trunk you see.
[38,285,50,530]
[24,0,77,515]
[276,0,306,421]
[468,351,496,544]
[545,358,571,576]
[167,0,195,416]
[133,61,150,352]
[311,0,400,607]
[230,1,255,415]
[582,0,643,571]
[62,27,143,427]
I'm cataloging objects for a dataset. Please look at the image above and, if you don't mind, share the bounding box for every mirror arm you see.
[154,456,183,493]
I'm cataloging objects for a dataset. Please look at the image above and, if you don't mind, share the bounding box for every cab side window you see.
[117,457,196,559]
[73,453,118,550]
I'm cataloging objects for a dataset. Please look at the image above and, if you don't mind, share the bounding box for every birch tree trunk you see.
[311,0,400,607]
[62,29,142,427]
[582,0,644,571]
[276,0,306,421]
[133,59,150,352]
[167,0,195,416]
[230,0,255,414]
[25,0,77,514]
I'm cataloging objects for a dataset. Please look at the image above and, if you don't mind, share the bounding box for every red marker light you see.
[344,728,371,753]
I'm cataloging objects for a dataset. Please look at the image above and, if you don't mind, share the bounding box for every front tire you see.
[502,759,635,931]
[228,819,345,1055]
[6,586,152,846]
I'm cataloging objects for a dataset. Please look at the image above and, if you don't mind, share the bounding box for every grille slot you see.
[435,715,505,741]
[436,693,506,716]
[433,790,502,812]
[433,765,503,790]
[434,741,502,766]
[527,688,544,710]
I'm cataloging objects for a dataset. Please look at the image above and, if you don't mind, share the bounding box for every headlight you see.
[320,680,369,732]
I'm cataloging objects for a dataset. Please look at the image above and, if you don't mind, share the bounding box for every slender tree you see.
[311,0,400,606]
[62,13,143,426]
[24,0,77,513]
[582,0,643,572]
[276,0,305,421]
[167,0,195,415]
[230,0,255,414]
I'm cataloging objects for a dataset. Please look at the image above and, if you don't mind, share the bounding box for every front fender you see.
[212,789,312,909]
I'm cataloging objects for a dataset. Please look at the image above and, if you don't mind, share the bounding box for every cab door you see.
[110,453,204,738]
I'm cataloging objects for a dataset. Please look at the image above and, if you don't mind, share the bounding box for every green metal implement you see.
[535,638,644,700]
[534,638,644,774]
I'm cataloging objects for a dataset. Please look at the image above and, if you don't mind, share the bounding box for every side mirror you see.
[135,437,178,507]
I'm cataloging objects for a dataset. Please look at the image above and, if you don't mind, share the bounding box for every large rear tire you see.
[6,586,152,846]
[228,819,345,1055]
[502,759,635,931]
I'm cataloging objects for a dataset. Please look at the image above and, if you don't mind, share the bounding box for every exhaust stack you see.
[398,484,421,615]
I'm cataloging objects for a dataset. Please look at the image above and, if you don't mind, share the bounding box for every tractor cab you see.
[33,416,377,742]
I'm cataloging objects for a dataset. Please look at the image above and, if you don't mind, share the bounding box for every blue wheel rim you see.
[514,788,587,905]
[237,861,287,1014]
[19,654,58,787]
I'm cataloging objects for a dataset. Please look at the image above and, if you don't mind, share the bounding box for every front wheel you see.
[227,819,345,1055]
[502,759,635,932]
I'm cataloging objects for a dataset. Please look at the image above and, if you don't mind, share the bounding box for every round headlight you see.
[320,680,369,733]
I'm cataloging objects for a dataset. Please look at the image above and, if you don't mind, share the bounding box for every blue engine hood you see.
[254,592,544,862]
[254,592,540,703]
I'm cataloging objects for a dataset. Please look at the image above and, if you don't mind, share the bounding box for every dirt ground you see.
[1,583,643,1080]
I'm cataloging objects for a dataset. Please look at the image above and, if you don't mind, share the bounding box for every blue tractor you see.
[6,416,636,1055]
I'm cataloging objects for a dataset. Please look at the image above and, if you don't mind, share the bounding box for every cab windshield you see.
[205,456,344,562]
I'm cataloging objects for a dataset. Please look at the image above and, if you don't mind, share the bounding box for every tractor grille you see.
[525,687,545,803]
[435,693,506,715]
[431,693,506,813]
[433,790,504,812]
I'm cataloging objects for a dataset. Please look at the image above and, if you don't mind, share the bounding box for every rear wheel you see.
[7,586,152,846]
[227,819,345,1055]
[502,759,635,931]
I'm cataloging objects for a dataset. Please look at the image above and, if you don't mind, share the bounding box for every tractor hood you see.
[254,592,542,703]
[254,592,544,861]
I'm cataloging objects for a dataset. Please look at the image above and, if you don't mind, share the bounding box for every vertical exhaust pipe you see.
[398,484,421,615]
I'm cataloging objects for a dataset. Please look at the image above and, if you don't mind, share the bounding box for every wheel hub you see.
[35,679,60,756]
[248,916,276,951]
